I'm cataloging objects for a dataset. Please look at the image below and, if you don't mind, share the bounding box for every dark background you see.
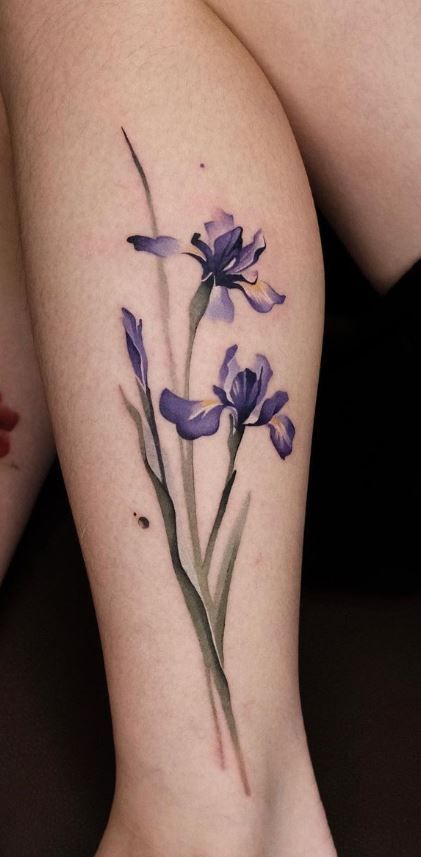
[0,218,419,857]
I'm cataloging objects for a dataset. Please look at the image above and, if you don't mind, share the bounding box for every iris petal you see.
[229,368,261,423]
[237,278,286,313]
[122,308,148,389]
[214,227,243,270]
[268,414,295,459]
[252,355,273,404]
[127,235,182,256]
[205,286,235,322]
[212,385,230,407]
[253,390,289,426]
[190,233,213,262]
[204,211,235,248]
[229,230,266,274]
[159,389,224,440]
[219,345,240,390]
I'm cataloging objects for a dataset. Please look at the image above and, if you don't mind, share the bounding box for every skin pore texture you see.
[0,0,417,854]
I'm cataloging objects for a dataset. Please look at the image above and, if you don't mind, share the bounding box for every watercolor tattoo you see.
[0,393,19,460]
[119,130,295,794]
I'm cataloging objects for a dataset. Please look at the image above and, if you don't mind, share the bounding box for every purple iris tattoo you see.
[122,308,148,391]
[122,307,168,488]
[160,345,295,459]
[121,130,297,795]
[127,210,285,322]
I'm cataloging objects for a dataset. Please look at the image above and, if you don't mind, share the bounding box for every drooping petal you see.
[205,286,235,322]
[252,390,289,426]
[219,345,240,390]
[212,385,231,407]
[268,414,295,459]
[236,278,286,313]
[213,227,243,271]
[204,211,235,248]
[159,389,224,440]
[127,235,182,256]
[122,308,148,389]
[229,230,266,274]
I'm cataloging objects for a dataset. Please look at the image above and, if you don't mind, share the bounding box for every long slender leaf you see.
[202,470,237,576]
[122,127,177,389]
[214,492,251,662]
[121,389,250,793]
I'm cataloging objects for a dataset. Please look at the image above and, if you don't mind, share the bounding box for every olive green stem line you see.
[181,279,213,579]
[204,666,225,770]
[122,387,224,764]
[138,382,168,492]
[213,492,251,662]
[122,127,199,600]
[122,127,177,392]
[121,389,250,794]
[202,425,244,582]
[122,129,194,612]
[183,278,213,400]
[182,437,202,572]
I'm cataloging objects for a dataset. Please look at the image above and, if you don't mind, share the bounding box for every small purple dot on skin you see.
[200,163,205,168]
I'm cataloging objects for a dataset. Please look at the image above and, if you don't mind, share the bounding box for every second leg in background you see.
[0,1,334,856]
[0,93,54,581]
[209,0,421,290]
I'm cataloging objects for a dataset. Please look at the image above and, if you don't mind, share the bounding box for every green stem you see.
[181,278,212,584]
[122,128,177,391]
[121,388,250,794]
[202,424,244,585]
[204,666,225,769]
[120,136,248,788]
[213,492,251,662]
[182,438,202,570]
[127,386,222,773]
[139,383,168,491]
[183,278,213,400]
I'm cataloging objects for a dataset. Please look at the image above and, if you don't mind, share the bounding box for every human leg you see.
[208,0,421,291]
[0,2,333,854]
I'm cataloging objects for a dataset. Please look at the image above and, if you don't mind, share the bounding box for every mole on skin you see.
[133,512,150,529]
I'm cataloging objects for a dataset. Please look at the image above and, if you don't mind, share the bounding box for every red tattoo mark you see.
[0,393,19,458]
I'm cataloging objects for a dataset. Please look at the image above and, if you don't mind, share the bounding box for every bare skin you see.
[208,0,421,291]
[0,0,417,854]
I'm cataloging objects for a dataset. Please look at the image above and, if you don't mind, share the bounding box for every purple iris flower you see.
[122,308,148,391]
[127,210,285,322]
[159,345,295,459]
